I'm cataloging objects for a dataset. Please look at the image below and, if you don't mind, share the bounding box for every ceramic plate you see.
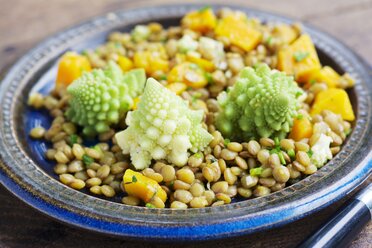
[0,4,371,241]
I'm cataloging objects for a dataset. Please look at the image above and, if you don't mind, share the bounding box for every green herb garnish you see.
[287,149,295,159]
[310,79,316,85]
[159,74,167,81]
[296,91,303,98]
[82,154,94,166]
[132,175,138,183]
[250,167,263,177]
[270,147,281,154]
[274,137,280,147]
[194,153,202,159]
[293,51,309,62]
[145,203,156,208]
[307,149,314,158]
[296,114,303,120]
[224,138,230,146]
[266,36,273,46]
[278,151,286,165]
[205,72,213,84]
[68,134,78,145]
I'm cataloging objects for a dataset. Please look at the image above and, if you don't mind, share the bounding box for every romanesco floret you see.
[66,62,146,136]
[311,133,333,168]
[216,63,303,141]
[115,78,213,169]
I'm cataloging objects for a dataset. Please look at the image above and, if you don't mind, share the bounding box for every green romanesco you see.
[65,61,146,136]
[115,78,213,169]
[216,63,303,141]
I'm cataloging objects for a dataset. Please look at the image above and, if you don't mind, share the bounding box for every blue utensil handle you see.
[300,184,372,248]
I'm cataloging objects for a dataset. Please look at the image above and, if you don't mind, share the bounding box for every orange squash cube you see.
[277,34,321,83]
[181,7,217,33]
[56,52,91,89]
[310,88,355,121]
[215,15,262,52]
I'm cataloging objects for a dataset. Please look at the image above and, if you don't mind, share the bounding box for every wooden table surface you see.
[0,0,371,247]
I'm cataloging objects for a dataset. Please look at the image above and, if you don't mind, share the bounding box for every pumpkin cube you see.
[215,15,262,52]
[181,7,217,33]
[277,34,321,83]
[308,66,341,88]
[310,88,355,121]
[56,52,91,89]
[117,55,133,72]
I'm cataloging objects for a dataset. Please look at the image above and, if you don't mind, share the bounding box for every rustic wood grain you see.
[0,0,371,247]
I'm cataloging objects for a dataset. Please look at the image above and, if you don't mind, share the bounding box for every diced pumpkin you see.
[181,7,217,33]
[215,15,262,52]
[166,82,188,95]
[186,54,215,72]
[289,115,313,141]
[168,62,208,89]
[117,55,133,72]
[272,24,298,44]
[133,51,169,76]
[56,52,91,89]
[277,34,321,83]
[123,169,167,203]
[307,66,341,88]
[310,88,355,121]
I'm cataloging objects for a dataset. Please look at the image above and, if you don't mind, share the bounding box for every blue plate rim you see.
[0,3,371,241]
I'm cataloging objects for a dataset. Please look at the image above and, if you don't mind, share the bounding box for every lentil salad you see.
[28,7,356,209]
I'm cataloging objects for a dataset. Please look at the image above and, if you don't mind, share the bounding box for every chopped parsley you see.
[159,74,167,81]
[224,138,230,146]
[266,36,273,46]
[194,153,202,159]
[68,134,78,145]
[287,149,295,159]
[132,175,137,183]
[307,149,314,158]
[278,151,286,165]
[310,79,317,85]
[205,72,213,84]
[269,147,280,154]
[293,51,309,62]
[274,137,280,147]
[296,114,303,120]
[296,91,303,98]
[82,154,94,166]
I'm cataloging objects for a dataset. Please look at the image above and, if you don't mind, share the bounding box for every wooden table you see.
[0,0,371,247]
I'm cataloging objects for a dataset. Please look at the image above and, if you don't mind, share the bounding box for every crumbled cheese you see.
[311,133,333,168]
[199,37,225,65]
[131,25,150,42]
[177,35,198,53]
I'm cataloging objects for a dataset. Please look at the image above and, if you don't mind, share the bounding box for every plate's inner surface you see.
[19,16,358,204]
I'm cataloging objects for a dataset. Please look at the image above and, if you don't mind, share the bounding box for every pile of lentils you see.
[28,8,352,209]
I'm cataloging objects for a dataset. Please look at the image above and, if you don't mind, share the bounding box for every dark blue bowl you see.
[0,4,371,241]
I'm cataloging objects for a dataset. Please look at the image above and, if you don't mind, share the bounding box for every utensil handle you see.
[300,184,372,248]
